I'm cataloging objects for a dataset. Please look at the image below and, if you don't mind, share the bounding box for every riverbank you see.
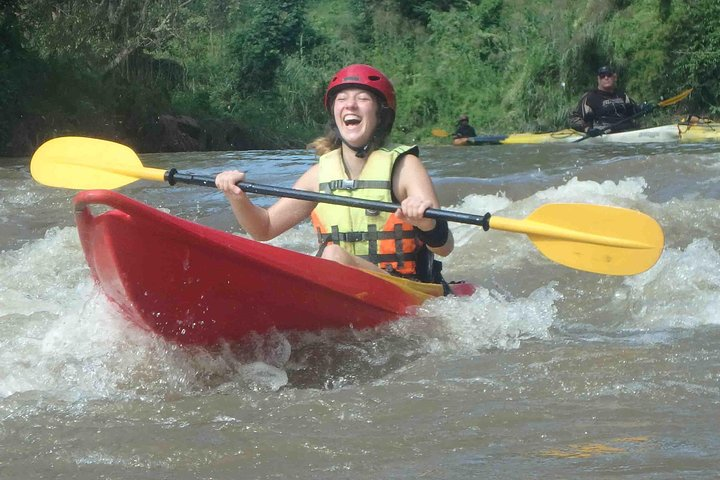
[3,113,265,157]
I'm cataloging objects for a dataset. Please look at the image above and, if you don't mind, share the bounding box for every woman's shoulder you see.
[294,163,320,190]
[386,144,420,157]
[393,149,425,173]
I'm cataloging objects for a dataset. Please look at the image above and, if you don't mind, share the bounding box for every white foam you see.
[391,283,561,354]
[535,176,649,204]
[0,227,262,400]
[620,238,720,329]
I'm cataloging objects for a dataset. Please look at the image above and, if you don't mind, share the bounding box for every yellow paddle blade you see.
[30,136,166,190]
[489,204,664,275]
[431,128,450,137]
[658,88,693,107]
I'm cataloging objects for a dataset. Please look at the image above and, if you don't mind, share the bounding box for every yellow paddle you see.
[31,136,664,275]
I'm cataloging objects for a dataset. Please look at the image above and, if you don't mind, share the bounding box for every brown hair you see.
[306,124,342,156]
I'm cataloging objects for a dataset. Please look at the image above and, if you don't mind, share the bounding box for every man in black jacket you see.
[569,66,645,137]
[453,114,477,139]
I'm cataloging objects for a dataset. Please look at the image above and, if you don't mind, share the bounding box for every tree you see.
[229,0,316,96]
[665,0,720,113]
[14,0,193,76]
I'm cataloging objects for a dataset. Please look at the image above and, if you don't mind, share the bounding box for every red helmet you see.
[323,64,396,112]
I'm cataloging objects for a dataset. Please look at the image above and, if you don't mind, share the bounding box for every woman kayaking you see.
[215,64,454,285]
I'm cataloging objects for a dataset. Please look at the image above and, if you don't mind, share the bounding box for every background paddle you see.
[31,136,664,275]
[574,88,693,143]
[432,128,473,146]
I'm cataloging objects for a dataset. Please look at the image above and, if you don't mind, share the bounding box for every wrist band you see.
[415,219,449,247]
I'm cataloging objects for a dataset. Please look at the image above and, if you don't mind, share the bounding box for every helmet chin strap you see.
[333,124,373,158]
[344,141,371,158]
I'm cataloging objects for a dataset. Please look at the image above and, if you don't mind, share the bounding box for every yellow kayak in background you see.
[462,121,720,145]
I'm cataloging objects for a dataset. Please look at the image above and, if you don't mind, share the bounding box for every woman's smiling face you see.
[332,88,379,148]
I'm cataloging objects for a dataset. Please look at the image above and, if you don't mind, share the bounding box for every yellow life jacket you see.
[310,145,423,276]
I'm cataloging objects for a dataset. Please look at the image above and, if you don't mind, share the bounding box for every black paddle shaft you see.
[166,169,491,230]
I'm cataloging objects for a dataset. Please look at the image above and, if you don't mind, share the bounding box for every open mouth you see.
[343,115,361,126]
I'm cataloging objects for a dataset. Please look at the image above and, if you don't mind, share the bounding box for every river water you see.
[1,141,719,478]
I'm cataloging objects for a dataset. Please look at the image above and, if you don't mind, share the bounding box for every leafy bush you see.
[2,0,718,154]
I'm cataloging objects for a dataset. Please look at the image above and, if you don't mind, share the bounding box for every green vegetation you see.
[1,0,716,155]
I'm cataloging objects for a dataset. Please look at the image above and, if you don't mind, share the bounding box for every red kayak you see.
[73,190,475,346]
